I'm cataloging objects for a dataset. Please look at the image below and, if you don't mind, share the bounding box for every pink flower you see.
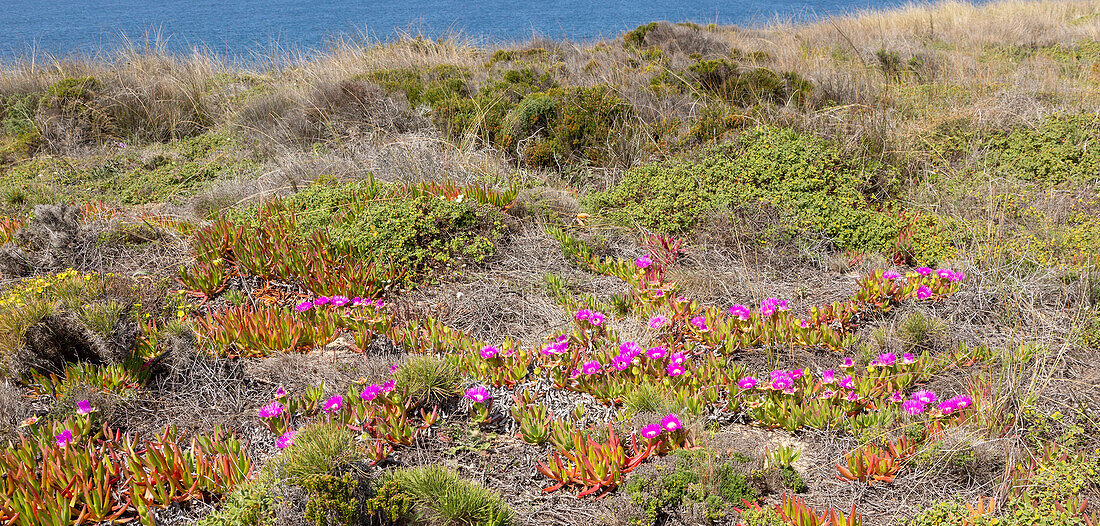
[620,341,642,357]
[275,387,287,397]
[645,347,667,360]
[465,386,491,403]
[948,271,965,282]
[76,400,92,415]
[842,357,855,368]
[331,295,349,307]
[728,304,751,321]
[939,394,972,414]
[361,384,382,402]
[883,271,901,280]
[381,380,395,393]
[670,353,686,365]
[874,353,897,367]
[480,345,499,359]
[635,255,652,269]
[374,299,385,308]
[641,423,663,439]
[840,375,855,389]
[581,360,601,375]
[575,309,592,321]
[389,364,399,373]
[771,376,793,390]
[916,267,932,276]
[846,391,860,401]
[276,430,295,449]
[916,286,932,299]
[761,298,778,316]
[738,376,758,389]
[799,319,810,328]
[295,300,313,312]
[912,390,937,404]
[903,400,926,415]
[323,395,343,413]
[890,391,904,403]
[259,401,283,418]
[936,269,955,280]
[790,369,804,380]
[690,316,708,331]
[313,296,330,307]
[55,430,74,449]
[649,315,668,329]
[661,413,682,431]
[589,312,606,326]
[613,356,631,371]
[902,353,916,365]
[666,363,686,376]
[821,370,836,384]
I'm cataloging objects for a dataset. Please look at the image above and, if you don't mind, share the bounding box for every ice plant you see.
[465,386,491,403]
[323,394,343,413]
[361,384,382,402]
[55,429,74,448]
[295,300,313,312]
[729,304,751,321]
[902,353,916,364]
[581,360,601,375]
[589,312,606,326]
[883,271,901,280]
[576,309,592,321]
[635,254,652,269]
[480,345,500,359]
[313,296,330,306]
[821,370,836,384]
[842,357,855,368]
[666,363,686,376]
[661,414,682,431]
[738,376,758,389]
[259,401,283,418]
[646,347,667,360]
[76,399,93,415]
[275,387,287,397]
[690,316,708,331]
[641,423,663,439]
[936,268,955,280]
[276,430,295,449]
[913,390,937,404]
[381,380,395,393]
[874,353,897,367]
[916,267,932,276]
[840,375,855,389]
[648,315,668,329]
[903,400,926,415]
[330,295,350,307]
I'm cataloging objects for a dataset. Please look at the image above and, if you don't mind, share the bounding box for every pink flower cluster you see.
[728,304,751,321]
[575,309,606,326]
[360,380,395,402]
[760,298,789,316]
[640,413,682,439]
[635,254,652,269]
[465,386,491,403]
[541,335,569,355]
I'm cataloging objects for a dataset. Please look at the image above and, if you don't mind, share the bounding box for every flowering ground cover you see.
[2,2,1100,525]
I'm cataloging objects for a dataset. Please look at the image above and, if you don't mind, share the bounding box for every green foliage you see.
[622,449,755,525]
[778,465,807,493]
[302,473,359,526]
[588,126,899,251]
[283,179,503,283]
[522,85,634,168]
[378,465,513,526]
[394,355,462,406]
[984,114,1100,185]
[74,299,125,337]
[198,477,278,526]
[624,23,659,49]
[738,504,787,526]
[898,311,945,352]
[363,478,413,523]
[688,60,813,105]
[278,421,360,484]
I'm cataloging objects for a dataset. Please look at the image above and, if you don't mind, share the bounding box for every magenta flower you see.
[645,347,667,360]
[840,375,855,389]
[351,297,362,306]
[883,271,902,280]
[55,430,74,449]
[846,391,860,402]
[916,285,932,299]
[331,295,349,307]
[361,384,382,402]
[589,312,606,326]
[874,353,897,367]
[389,364,399,373]
[666,363,686,376]
[842,357,855,368]
[771,376,793,390]
[295,300,313,312]
[323,395,343,413]
[620,341,642,357]
[690,316,708,331]
[375,299,386,308]
[275,387,287,397]
[575,309,592,321]
[649,315,669,329]
[902,353,916,365]
[641,423,663,439]
[276,430,295,449]
[729,304,751,321]
[890,391,904,403]
[465,386,491,403]
[670,353,686,365]
[903,400,926,415]
[948,271,965,282]
[821,370,836,384]
[635,254,652,269]
[799,319,810,328]
[76,400,92,415]
[480,345,499,359]
[259,401,283,418]
[612,356,631,371]
[581,360,601,375]
[661,413,682,431]
[313,296,331,307]
[790,369,804,380]
[939,394,972,414]
[936,268,954,280]
[381,380,395,393]
[912,390,937,404]
[738,376,758,389]
[916,267,932,276]
[761,298,778,316]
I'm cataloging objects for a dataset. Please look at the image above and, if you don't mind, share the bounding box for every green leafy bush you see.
[372,465,513,526]
[198,477,278,526]
[688,60,813,106]
[302,473,359,526]
[588,126,899,251]
[622,449,755,525]
[984,114,1100,185]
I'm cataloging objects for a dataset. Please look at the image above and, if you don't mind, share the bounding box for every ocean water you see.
[1,0,918,60]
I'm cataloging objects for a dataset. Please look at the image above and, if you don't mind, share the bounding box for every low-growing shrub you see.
[984,114,1100,185]
[302,473,359,526]
[278,421,360,484]
[373,465,513,526]
[622,449,755,525]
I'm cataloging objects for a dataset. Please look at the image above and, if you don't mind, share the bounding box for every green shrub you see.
[588,126,899,251]
[622,449,755,525]
[984,114,1100,185]
[394,355,462,406]
[688,60,813,106]
[624,23,660,49]
[198,477,278,526]
[375,465,513,526]
[302,473,359,526]
[278,421,360,484]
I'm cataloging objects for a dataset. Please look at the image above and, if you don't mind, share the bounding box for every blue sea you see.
[2,0,919,61]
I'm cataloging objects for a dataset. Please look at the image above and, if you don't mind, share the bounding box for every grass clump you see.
[588,126,900,251]
[278,421,360,484]
[394,355,462,407]
[366,465,513,526]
